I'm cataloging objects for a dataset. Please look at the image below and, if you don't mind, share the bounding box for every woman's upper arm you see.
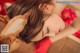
[69,0,80,11]
[51,0,67,14]
[52,0,80,14]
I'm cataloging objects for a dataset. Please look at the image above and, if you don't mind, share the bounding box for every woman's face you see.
[31,13,65,42]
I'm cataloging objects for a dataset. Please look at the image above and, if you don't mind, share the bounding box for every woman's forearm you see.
[49,25,78,42]
[71,17,80,29]
[75,10,80,18]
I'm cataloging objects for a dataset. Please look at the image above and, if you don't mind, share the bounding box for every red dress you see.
[34,37,52,53]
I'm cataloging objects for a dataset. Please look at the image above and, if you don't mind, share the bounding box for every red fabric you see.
[0,0,14,4]
[73,30,80,38]
[60,8,76,25]
[34,37,52,53]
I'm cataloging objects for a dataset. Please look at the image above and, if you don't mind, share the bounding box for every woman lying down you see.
[0,0,80,53]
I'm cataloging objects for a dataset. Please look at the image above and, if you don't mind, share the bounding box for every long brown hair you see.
[7,0,50,43]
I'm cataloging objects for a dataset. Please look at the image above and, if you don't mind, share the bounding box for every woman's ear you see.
[39,4,54,15]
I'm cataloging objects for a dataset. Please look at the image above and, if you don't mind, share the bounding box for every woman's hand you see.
[0,15,8,24]
[0,15,27,36]
[0,15,27,53]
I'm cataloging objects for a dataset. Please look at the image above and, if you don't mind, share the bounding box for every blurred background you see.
[0,0,80,53]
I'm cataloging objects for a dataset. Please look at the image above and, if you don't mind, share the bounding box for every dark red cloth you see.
[0,3,6,15]
[0,0,14,4]
[0,0,15,15]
